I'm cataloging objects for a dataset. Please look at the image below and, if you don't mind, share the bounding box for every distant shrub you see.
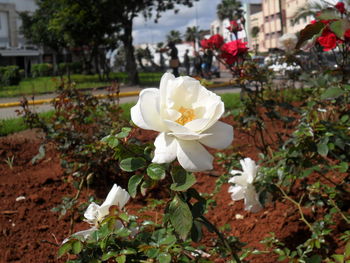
[31,63,53,77]
[58,61,82,75]
[0,65,21,86]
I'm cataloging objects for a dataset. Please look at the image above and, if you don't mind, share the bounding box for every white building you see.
[0,0,41,74]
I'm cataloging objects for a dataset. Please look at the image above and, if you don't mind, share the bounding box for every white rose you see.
[131,73,234,172]
[228,158,262,213]
[63,184,130,243]
[279,33,297,51]
[84,184,130,225]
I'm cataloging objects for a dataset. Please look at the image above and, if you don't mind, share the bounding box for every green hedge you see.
[31,63,53,77]
[58,62,82,74]
[0,65,21,86]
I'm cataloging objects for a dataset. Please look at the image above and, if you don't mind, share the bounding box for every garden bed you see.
[1,112,348,262]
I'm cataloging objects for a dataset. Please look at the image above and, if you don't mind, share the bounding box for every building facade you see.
[0,0,41,75]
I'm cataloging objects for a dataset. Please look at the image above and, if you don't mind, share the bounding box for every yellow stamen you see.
[176,106,195,125]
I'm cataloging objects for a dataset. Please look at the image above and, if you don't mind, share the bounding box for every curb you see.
[0,81,233,108]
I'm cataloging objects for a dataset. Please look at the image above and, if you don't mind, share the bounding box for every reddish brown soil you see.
[0,115,348,262]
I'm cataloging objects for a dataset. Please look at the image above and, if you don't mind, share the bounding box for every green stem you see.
[199,215,241,263]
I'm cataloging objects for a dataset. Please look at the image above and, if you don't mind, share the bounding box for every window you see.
[270,14,274,20]
[265,16,269,22]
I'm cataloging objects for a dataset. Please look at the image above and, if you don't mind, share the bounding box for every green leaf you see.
[330,19,350,39]
[116,254,126,263]
[146,248,160,258]
[321,87,345,100]
[306,254,322,263]
[71,240,82,254]
[338,162,349,173]
[170,167,196,192]
[128,174,143,198]
[332,254,344,263]
[345,241,350,258]
[158,252,172,263]
[117,127,132,139]
[296,22,324,49]
[119,157,146,172]
[147,163,166,180]
[191,220,203,242]
[140,179,153,196]
[58,242,72,258]
[317,8,341,20]
[168,195,193,240]
[101,251,118,261]
[317,142,328,156]
[101,135,119,148]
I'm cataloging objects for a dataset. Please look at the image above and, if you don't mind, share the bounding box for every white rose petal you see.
[228,158,262,213]
[131,73,234,172]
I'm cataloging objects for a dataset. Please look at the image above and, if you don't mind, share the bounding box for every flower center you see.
[176,106,195,125]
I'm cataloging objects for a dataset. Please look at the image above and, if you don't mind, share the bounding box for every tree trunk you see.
[121,19,139,85]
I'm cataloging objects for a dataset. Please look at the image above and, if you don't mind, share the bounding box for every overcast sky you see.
[133,0,260,45]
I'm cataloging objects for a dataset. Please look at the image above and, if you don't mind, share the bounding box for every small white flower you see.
[63,184,130,243]
[131,73,234,172]
[228,158,262,213]
[279,33,297,51]
[84,184,130,225]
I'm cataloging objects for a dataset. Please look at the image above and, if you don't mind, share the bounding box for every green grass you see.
[0,110,54,136]
[0,92,242,137]
[0,72,163,98]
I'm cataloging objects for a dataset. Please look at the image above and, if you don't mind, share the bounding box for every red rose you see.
[335,2,346,14]
[209,34,224,49]
[317,29,338,51]
[226,20,242,33]
[200,39,210,49]
[344,29,350,40]
[220,40,248,64]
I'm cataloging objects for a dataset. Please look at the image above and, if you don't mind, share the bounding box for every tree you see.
[19,0,66,72]
[111,0,197,85]
[216,0,244,21]
[251,26,260,54]
[292,1,327,25]
[184,26,199,51]
[166,30,182,44]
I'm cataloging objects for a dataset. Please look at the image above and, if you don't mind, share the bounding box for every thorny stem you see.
[278,186,314,232]
[198,215,242,263]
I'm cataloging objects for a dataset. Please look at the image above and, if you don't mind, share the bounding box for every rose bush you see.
[131,72,233,172]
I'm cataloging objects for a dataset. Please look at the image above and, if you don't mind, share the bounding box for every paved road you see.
[0,83,239,120]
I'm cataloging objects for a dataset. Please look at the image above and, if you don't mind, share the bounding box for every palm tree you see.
[184,26,199,51]
[251,26,260,54]
[166,30,182,44]
[216,0,244,21]
[292,1,329,25]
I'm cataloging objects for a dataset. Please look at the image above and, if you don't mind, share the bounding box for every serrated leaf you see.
[158,252,171,263]
[296,22,324,49]
[128,174,143,198]
[58,242,72,258]
[147,163,166,180]
[170,167,196,192]
[321,87,345,100]
[168,195,193,240]
[119,157,146,172]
